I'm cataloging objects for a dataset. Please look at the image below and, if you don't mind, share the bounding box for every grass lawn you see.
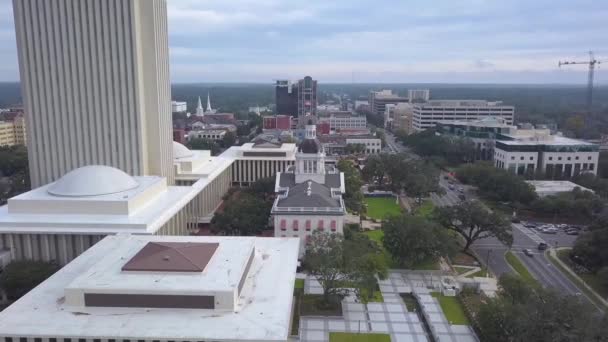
[300,294,343,317]
[554,249,608,304]
[364,229,384,244]
[430,292,470,325]
[295,278,305,290]
[364,197,401,220]
[359,288,384,303]
[466,268,489,278]
[411,258,440,270]
[414,200,435,218]
[505,251,538,286]
[329,332,391,342]
[453,266,471,275]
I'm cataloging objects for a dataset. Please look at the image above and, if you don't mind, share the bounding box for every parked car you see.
[542,228,558,234]
[448,180,454,185]
[448,185,455,191]
[566,229,580,235]
[511,217,521,223]
[538,242,548,250]
[443,175,449,180]
[458,194,466,201]
[524,222,537,229]
[457,187,464,193]
[523,249,534,257]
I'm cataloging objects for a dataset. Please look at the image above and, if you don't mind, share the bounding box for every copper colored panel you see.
[122,242,219,272]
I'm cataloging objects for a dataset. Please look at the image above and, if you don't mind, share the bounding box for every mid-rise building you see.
[368,90,409,116]
[171,101,188,113]
[275,80,298,116]
[318,112,367,131]
[0,114,26,146]
[392,103,415,134]
[412,100,515,132]
[297,76,317,117]
[0,234,299,342]
[273,124,345,255]
[494,130,599,178]
[319,135,382,155]
[436,117,515,160]
[13,0,174,187]
[226,140,297,186]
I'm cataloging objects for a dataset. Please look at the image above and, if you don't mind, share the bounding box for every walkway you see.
[299,271,478,342]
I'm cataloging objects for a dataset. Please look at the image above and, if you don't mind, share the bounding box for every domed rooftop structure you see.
[173,141,194,159]
[47,165,139,197]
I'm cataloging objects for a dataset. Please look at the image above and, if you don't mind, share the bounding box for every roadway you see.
[383,133,602,310]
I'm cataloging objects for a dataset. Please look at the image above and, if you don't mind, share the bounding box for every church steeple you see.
[206,92,212,112]
[196,96,204,116]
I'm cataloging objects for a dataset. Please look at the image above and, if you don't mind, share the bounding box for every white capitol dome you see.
[47,165,139,197]
[173,141,194,159]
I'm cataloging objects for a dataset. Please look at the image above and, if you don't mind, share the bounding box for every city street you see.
[381,133,603,311]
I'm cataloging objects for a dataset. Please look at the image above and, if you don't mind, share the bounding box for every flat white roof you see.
[526,180,594,194]
[0,234,300,341]
[498,135,596,146]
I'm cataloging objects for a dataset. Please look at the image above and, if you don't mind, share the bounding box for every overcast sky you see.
[1,0,607,83]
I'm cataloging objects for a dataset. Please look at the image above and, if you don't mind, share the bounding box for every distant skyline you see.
[1,0,607,84]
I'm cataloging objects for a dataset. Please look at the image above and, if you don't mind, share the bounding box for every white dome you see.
[173,141,194,159]
[47,165,139,197]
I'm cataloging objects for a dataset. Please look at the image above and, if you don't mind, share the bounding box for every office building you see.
[0,234,299,342]
[412,100,514,132]
[297,76,318,117]
[368,90,409,116]
[526,180,594,197]
[13,0,173,187]
[275,80,298,116]
[319,135,382,155]
[0,113,26,146]
[392,103,415,134]
[171,101,187,113]
[318,112,367,131]
[408,89,431,103]
[226,140,297,186]
[494,130,599,178]
[436,117,515,160]
[273,124,345,254]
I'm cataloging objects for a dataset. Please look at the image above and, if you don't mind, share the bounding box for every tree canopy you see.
[399,129,476,166]
[0,260,59,300]
[382,214,457,267]
[435,201,513,251]
[475,274,608,342]
[0,145,30,205]
[305,231,387,304]
[337,159,365,214]
[456,162,537,205]
[187,138,221,155]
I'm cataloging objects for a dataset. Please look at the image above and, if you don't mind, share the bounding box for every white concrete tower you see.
[13,0,174,186]
[206,92,213,113]
[196,96,205,117]
[295,122,326,184]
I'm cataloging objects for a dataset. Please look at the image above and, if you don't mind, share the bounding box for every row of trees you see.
[186,131,238,156]
[529,187,605,220]
[0,145,30,205]
[337,160,365,214]
[210,177,275,236]
[572,212,608,288]
[363,153,442,204]
[456,162,537,204]
[398,129,476,166]
[382,200,513,266]
[474,274,607,341]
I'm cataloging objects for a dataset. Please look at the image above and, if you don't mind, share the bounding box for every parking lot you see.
[515,221,582,249]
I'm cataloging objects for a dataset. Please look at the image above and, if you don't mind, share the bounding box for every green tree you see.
[305,232,350,304]
[476,275,607,342]
[211,192,271,235]
[572,213,608,272]
[0,260,59,299]
[382,214,457,267]
[401,160,442,205]
[362,154,386,185]
[343,233,388,303]
[337,159,365,214]
[456,162,537,204]
[436,201,513,251]
[221,131,236,148]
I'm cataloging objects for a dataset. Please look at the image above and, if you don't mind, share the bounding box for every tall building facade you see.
[297,76,317,117]
[13,0,174,187]
[368,90,409,116]
[412,100,515,132]
[275,80,298,116]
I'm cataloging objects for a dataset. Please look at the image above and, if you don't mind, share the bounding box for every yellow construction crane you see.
[558,51,605,114]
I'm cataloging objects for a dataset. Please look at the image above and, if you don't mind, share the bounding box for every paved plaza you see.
[298,271,478,342]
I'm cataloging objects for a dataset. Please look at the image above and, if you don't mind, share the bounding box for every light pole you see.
[485,249,492,277]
